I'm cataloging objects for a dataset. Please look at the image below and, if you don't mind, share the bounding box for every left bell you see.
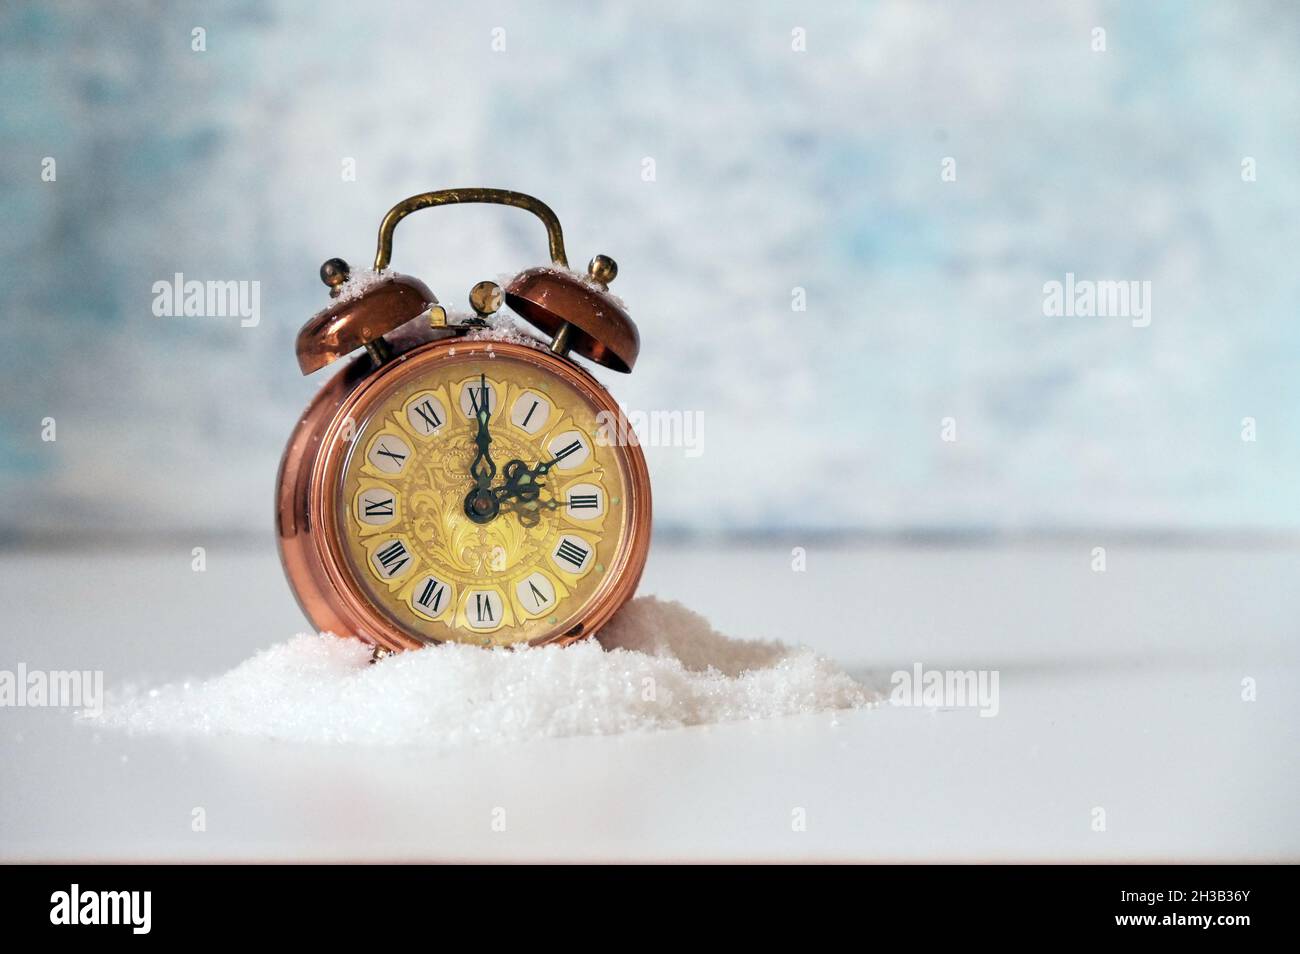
[294,258,437,375]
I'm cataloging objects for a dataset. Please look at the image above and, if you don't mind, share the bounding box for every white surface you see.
[2,541,1297,861]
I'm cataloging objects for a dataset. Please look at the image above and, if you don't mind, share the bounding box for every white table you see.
[2,542,1296,860]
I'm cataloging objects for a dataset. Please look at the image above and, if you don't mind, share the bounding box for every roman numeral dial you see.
[366,433,411,475]
[354,484,399,527]
[514,571,558,619]
[370,536,414,581]
[337,349,633,648]
[406,573,453,621]
[562,482,605,520]
[546,430,591,471]
[510,390,552,435]
[404,391,448,439]
[463,589,506,632]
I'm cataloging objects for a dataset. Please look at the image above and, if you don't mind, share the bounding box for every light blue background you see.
[2,0,1297,541]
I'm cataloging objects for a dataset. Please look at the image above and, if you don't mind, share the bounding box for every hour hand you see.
[501,491,564,528]
[494,456,557,503]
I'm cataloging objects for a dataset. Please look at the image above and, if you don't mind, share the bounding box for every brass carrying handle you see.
[373,188,569,271]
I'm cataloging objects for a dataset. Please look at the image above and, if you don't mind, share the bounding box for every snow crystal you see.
[453,312,550,351]
[87,597,874,747]
[526,264,629,310]
[321,267,398,308]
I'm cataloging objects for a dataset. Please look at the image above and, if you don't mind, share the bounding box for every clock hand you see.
[493,456,568,528]
[469,373,496,487]
[500,491,566,528]
[494,455,559,504]
[463,373,500,524]
[494,459,543,502]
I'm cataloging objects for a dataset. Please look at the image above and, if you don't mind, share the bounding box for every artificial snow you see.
[88,597,873,747]
[525,264,629,310]
[457,313,550,352]
[321,266,397,307]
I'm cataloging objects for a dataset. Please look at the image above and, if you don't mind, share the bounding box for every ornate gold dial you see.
[334,344,632,647]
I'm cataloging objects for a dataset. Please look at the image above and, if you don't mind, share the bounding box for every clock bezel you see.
[278,336,651,653]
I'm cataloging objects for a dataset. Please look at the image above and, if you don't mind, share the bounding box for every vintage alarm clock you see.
[276,188,651,652]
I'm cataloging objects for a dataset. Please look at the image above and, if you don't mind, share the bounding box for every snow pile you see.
[88,597,873,747]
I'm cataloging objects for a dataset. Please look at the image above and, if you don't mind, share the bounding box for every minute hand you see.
[463,374,502,524]
[468,373,496,489]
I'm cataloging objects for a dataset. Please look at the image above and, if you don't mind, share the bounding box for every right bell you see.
[505,254,639,373]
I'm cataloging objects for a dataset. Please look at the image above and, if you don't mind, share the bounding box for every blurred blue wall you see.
[2,0,1297,541]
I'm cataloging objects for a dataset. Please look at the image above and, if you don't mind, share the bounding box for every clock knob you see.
[587,254,617,286]
[319,257,351,293]
[469,280,504,318]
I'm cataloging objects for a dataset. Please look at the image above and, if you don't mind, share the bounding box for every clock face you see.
[333,344,634,647]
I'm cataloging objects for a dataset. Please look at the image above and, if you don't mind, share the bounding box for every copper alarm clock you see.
[276,188,651,653]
